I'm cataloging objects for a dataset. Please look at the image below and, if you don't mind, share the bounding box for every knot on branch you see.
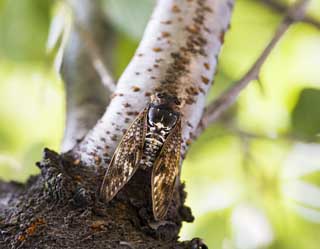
[36,148,96,208]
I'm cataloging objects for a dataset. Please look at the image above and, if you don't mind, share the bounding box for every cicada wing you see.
[100,108,147,202]
[151,118,181,220]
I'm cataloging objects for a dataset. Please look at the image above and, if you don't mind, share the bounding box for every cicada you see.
[100,93,181,220]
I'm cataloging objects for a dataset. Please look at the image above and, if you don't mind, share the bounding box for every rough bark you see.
[0,0,234,248]
[0,149,200,249]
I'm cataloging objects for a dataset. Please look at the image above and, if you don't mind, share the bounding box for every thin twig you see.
[197,0,309,136]
[260,0,320,30]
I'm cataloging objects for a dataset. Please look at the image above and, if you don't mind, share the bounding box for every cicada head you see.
[148,92,180,131]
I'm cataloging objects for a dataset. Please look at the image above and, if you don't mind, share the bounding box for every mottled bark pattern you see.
[0,149,196,248]
[72,0,234,168]
[0,0,235,248]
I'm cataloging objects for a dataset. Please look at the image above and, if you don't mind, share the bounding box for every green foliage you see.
[292,88,320,140]
[1,0,320,248]
[102,0,154,41]
[114,32,139,78]
[0,0,51,61]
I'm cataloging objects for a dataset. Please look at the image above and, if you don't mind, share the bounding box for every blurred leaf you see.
[102,0,154,40]
[281,142,320,224]
[282,180,320,209]
[0,0,51,61]
[290,202,320,223]
[231,204,274,249]
[0,117,19,151]
[19,142,43,180]
[207,70,235,104]
[0,0,5,12]
[181,209,232,249]
[268,203,320,249]
[184,179,243,217]
[291,88,320,140]
[183,134,244,182]
[282,143,320,181]
[220,0,280,79]
[0,63,63,181]
[0,153,23,181]
[114,32,138,78]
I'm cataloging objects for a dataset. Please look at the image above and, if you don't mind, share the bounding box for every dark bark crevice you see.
[0,149,204,249]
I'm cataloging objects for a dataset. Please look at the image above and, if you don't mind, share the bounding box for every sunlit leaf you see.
[184,180,243,217]
[282,180,320,209]
[181,209,232,249]
[231,204,274,249]
[289,202,320,224]
[282,143,320,180]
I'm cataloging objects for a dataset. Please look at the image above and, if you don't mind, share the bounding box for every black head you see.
[148,92,180,130]
[147,104,179,130]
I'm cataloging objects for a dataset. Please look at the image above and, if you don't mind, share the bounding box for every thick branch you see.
[197,0,309,135]
[2,1,234,247]
[71,0,234,167]
[60,0,115,152]
[260,0,320,30]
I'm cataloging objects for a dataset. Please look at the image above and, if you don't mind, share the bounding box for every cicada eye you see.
[156,93,164,98]
[174,98,181,106]
[148,107,160,125]
[163,111,178,130]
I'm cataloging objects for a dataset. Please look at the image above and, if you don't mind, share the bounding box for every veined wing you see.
[151,118,181,220]
[100,108,147,202]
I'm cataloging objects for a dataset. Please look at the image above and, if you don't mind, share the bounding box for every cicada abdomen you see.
[100,93,181,220]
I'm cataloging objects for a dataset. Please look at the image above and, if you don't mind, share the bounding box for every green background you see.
[1,0,320,248]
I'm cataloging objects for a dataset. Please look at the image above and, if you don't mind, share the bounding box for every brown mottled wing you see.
[100,108,147,202]
[151,118,181,220]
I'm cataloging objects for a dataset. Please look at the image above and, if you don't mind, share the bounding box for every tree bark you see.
[0,0,234,248]
[0,149,196,248]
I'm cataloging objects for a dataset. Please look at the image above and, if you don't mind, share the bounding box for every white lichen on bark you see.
[73,0,234,168]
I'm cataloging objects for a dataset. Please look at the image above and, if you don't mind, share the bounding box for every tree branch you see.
[71,0,234,167]
[197,0,309,136]
[60,0,116,152]
[260,0,320,30]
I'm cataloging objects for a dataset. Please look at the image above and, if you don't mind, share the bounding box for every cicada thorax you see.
[141,101,180,169]
[141,130,166,169]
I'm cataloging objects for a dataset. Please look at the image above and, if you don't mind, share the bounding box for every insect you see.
[100,92,181,220]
